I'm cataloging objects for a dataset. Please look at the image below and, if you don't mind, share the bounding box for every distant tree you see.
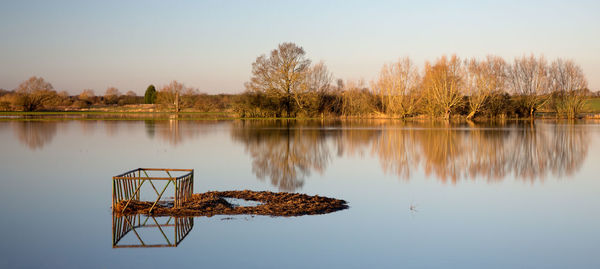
[372,57,422,118]
[245,42,311,117]
[464,55,507,119]
[422,55,464,119]
[157,81,191,112]
[507,55,550,118]
[549,59,588,119]
[104,87,120,105]
[15,76,57,111]
[144,84,157,104]
[341,80,376,116]
[294,61,333,116]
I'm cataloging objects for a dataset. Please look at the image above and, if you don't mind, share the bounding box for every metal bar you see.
[113,168,141,178]
[148,180,171,213]
[120,179,147,213]
[142,170,162,197]
[113,177,180,180]
[139,168,193,172]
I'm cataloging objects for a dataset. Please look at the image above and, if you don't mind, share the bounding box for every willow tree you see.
[294,61,333,116]
[245,42,311,117]
[372,57,421,118]
[15,76,57,111]
[507,55,550,118]
[549,59,588,119]
[464,56,507,119]
[422,55,464,119]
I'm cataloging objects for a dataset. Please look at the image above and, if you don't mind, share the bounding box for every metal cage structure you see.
[112,168,194,213]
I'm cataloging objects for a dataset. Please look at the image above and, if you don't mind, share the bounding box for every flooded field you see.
[1,119,600,268]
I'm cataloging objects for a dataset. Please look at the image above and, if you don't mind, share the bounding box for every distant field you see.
[584,98,600,113]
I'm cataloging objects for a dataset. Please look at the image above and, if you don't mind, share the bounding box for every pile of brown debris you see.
[113,190,348,217]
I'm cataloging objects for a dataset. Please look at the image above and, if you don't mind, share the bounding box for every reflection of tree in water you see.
[13,121,58,150]
[372,121,589,183]
[548,123,587,177]
[231,120,332,191]
[508,122,588,182]
[145,119,221,145]
[232,120,590,189]
[371,122,419,180]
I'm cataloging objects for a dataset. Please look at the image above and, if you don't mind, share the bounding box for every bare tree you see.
[372,57,421,118]
[507,55,550,118]
[245,42,311,117]
[15,76,57,111]
[422,55,464,119]
[104,87,120,105]
[157,80,186,112]
[293,61,333,116]
[549,59,588,119]
[464,55,507,119]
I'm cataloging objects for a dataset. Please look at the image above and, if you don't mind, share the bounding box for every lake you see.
[1,118,599,268]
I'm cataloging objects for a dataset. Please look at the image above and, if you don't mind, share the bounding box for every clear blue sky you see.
[1,0,599,94]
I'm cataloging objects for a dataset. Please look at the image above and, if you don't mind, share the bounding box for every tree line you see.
[0,77,234,112]
[236,42,595,119]
[0,42,597,118]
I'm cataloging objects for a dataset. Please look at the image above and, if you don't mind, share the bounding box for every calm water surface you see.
[1,119,599,268]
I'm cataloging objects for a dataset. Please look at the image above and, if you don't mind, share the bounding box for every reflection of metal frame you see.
[112,214,194,248]
[112,168,193,213]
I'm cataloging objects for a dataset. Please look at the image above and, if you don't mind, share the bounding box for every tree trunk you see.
[529,107,535,118]
[466,110,476,120]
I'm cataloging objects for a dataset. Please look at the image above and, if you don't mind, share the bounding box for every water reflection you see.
[233,120,590,190]
[112,213,193,248]
[7,119,590,189]
[145,119,222,145]
[13,121,58,150]
[231,120,333,191]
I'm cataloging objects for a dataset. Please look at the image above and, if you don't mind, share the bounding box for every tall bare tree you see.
[507,55,550,118]
[157,80,187,112]
[464,55,507,119]
[15,76,57,111]
[293,61,333,116]
[422,55,464,119]
[372,57,421,118]
[549,59,588,119]
[245,42,311,117]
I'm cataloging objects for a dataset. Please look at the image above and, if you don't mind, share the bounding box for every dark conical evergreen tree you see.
[144,84,157,104]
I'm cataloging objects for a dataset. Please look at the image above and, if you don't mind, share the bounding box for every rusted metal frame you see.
[166,171,179,208]
[140,168,193,172]
[114,168,141,178]
[113,177,176,180]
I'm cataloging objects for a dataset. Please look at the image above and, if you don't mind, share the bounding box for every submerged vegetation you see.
[1,42,597,119]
